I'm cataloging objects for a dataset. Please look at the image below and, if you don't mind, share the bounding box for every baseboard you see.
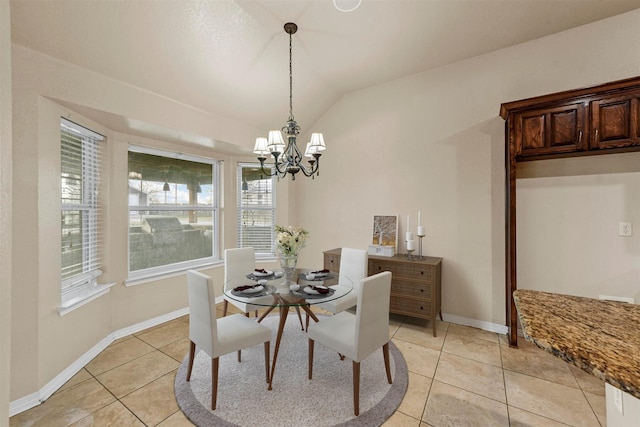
[9,306,189,417]
[442,312,508,335]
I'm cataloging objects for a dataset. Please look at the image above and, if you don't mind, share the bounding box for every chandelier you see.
[253,22,326,180]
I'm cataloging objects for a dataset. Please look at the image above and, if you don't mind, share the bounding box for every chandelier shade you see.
[253,22,326,180]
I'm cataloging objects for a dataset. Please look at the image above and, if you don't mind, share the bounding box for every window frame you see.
[60,118,105,295]
[237,163,276,259]
[126,145,221,284]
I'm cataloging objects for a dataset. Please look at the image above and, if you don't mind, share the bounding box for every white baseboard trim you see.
[9,306,189,417]
[442,312,508,335]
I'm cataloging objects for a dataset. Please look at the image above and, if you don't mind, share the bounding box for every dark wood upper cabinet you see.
[590,91,640,150]
[501,76,640,161]
[514,102,586,157]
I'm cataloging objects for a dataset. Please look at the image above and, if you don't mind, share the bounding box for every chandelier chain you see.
[288,31,294,121]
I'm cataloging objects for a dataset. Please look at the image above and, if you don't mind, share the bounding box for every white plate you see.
[242,285,264,294]
[252,270,273,277]
[303,285,328,295]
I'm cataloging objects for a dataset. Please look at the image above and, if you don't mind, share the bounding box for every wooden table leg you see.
[300,304,319,323]
[294,306,304,330]
[257,304,277,323]
[268,302,289,391]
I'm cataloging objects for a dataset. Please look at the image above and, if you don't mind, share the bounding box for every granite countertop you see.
[513,289,640,399]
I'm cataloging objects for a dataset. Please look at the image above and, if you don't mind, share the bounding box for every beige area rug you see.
[174,315,407,426]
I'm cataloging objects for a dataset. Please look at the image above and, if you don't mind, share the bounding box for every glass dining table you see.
[224,268,354,390]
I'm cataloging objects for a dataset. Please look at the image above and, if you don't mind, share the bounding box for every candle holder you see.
[417,233,425,259]
[406,249,414,261]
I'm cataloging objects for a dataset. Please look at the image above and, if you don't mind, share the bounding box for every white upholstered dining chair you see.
[186,270,271,410]
[307,271,393,416]
[222,247,261,317]
[308,248,368,318]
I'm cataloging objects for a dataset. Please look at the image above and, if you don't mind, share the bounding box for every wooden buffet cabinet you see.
[500,75,640,347]
[323,248,443,337]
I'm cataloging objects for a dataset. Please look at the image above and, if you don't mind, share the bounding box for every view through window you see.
[128,147,219,275]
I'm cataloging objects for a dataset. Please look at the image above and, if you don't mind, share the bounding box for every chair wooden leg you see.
[237,349,241,362]
[212,357,219,410]
[308,338,314,379]
[186,341,196,381]
[353,360,360,416]
[264,341,270,383]
[222,300,228,317]
[383,342,392,384]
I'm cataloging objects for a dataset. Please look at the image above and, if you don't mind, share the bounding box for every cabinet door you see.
[515,102,586,157]
[590,92,640,150]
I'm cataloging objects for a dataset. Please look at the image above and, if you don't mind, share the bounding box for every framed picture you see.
[370,215,398,256]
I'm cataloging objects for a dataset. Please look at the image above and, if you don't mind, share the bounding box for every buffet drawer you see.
[370,261,434,282]
[392,281,432,299]
[390,296,432,318]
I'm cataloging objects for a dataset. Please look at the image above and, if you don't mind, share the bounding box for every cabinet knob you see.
[578,129,582,143]
[594,128,599,141]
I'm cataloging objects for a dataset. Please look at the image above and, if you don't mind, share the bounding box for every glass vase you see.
[278,253,298,286]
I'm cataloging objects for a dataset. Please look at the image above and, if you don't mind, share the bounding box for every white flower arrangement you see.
[275,225,309,256]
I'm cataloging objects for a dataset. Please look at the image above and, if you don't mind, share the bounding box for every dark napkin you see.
[254,268,267,273]
[234,284,259,292]
[311,269,330,274]
[310,285,330,294]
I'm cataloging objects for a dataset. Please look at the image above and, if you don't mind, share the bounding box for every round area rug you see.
[174,315,408,427]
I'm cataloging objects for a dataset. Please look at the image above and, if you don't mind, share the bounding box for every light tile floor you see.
[10,306,606,426]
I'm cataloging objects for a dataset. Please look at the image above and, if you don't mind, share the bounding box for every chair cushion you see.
[307,312,357,360]
[314,288,357,313]
[214,314,271,357]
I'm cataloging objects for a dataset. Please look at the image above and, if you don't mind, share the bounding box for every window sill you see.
[125,259,223,287]
[58,282,116,316]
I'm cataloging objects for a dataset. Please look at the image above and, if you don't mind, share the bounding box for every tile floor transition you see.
[10,305,607,426]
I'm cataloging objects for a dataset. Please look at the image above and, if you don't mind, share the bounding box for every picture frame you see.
[369,215,398,257]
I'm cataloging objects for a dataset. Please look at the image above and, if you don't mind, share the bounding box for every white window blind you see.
[237,164,276,256]
[60,118,104,293]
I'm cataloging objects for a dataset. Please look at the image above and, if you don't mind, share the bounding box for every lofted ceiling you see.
[10,0,640,150]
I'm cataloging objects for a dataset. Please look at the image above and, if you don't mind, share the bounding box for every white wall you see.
[1,0,13,424]
[8,7,640,412]
[293,10,640,327]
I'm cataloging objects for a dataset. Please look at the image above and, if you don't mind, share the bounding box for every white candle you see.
[406,231,413,241]
[417,225,425,236]
[407,240,415,250]
[418,210,421,227]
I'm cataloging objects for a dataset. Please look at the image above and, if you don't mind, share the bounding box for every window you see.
[128,146,219,279]
[61,118,104,294]
[237,164,276,257]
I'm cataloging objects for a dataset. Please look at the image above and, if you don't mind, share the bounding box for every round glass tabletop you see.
[224,268,353,308]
